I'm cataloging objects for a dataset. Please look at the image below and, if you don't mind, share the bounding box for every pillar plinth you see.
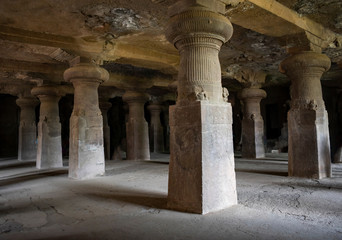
[334,147,342,163]
[123,91,150,161]
[64,63,109,179]
[31,86,63,169]
[280,51,331,179]
[147,103,164,153]
[166,3,237,214]
[239,88,267,158]
[99,100,112,160]
[16,97,39,161]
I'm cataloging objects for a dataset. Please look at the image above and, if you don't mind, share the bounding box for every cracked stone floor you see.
[0,153,342,240]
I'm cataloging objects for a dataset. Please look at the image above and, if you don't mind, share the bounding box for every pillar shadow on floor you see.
[0,169,68,187]
[235,169,288,177]
[75,183,168,210]
[0,160,36,170]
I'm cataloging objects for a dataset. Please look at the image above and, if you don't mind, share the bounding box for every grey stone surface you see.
[165,3,237,214]
[64,63,109,180]
[123,91,150,161]
[168,101,237,214]
[16,97,39,161]
[99,100,112,160]
[0,155,341,240]
[31,86,63,169]
[239,88,267,159]
[147,102,164,153]
[280,51,332,179]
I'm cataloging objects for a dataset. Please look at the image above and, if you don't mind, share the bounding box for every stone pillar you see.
[334,147,342,163]
[162,104,170,153]
[16,97,39,161]
[147,102,164,153]
[280,51,331,178]
[31,86,63,169]
[122,91,150,161]
[239,88,267,158]
[165,1,237,214]
[64,63,109,179]
[99,100,112,160]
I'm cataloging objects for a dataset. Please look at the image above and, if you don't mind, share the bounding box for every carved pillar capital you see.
[31,85,61,99]
[16,97,39,109]
[147,103,163,113]
[234,68,266,89]
[165,5,233,104]
[64,63,109,84]
[239,88,267,101]
[122,91,150,104]
[280,51,331,109]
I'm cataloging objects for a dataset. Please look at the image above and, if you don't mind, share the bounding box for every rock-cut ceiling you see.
[0,0,341,96]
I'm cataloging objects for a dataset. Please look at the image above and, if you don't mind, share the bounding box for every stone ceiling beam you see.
[107,43,179,71]
[225,0,339,50]
[0,25,103,56]
[0,25,180,73]
[0,58,67,74]
[103,72,174,90]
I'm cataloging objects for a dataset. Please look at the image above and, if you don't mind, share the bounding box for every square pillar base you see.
[168,101,237,214]
[36,121,63,169]
[241,118,265,158]
[69,115,105,180]
[288,108,331,179]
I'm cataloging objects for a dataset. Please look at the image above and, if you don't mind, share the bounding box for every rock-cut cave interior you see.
[0,0,342,239]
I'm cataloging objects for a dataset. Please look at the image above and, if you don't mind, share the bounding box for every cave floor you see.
[0,153,342,240]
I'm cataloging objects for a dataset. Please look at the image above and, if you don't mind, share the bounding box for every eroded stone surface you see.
[99,100,112,160]
[168,101,237,214]
[147,101,164,153]
[280,51,332,179]
[64,63,109,180]
[166,1,237,214]
[239,88,267,159]
[123,91,150,161]
[16,97,39,161]
[31,85,63,169]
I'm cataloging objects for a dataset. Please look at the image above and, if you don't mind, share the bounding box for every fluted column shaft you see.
[147,103,164,153]
[123,91,150,161]
[16,97,39,160]
[280,51,331,179]
[32,86,63,169]
[99,101,112,160]
[165,3,237,214]
[64,63,109,180]
[239,88,266,158]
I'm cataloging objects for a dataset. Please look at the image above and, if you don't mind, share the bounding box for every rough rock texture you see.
[280,51,332,179]
[64,63,109,180]
[123,91,150,161]
[168,101,237,214]
[15,97,39,161]
[166,2,237,214]
[31,86,63,169]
